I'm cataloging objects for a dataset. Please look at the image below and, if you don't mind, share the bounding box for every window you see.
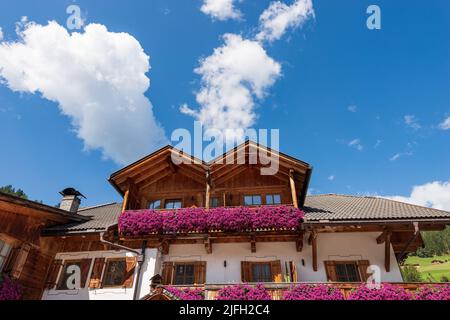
[0,240,12,272]
[165,199,182,209]
[56,259,92,290]
[250,263,272,282]
[103,259,127,287]
[241,261,281,283]
[210,197,220,208]
[148,200,161,210]
[244,195,262,206]
[266,194,281,205]
[174,263,195,285]
[335,263,360,282]
[324,261,366,283]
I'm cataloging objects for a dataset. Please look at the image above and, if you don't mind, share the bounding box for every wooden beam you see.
[250,236,256,253]
[376,228,392,244]
[385,231,391,272]
[311,231,318,272]
[159,240,170,255]
[289,169,299,209]
[296,232,304,252]
[204,237,212,254]
[121,190,130,212]
[205,170,211,209]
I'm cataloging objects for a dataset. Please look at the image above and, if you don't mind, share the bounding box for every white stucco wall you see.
[163,232,403,284]
[42,249,159,301]
[42,232,403,300]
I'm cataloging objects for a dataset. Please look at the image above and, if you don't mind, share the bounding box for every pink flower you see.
[119,205,304,236]
[347,284,413,300]
[216,284,272,300]
[0,275,22,300]
[165,286,205,300]
[282,284,344,300]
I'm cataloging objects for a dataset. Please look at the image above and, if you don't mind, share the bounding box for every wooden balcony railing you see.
[163,282,434,300]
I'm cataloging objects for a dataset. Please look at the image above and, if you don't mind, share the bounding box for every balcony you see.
[119,205,305,238]
[144,282,449,300]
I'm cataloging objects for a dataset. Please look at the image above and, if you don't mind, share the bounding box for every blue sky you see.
[0,0,449,208]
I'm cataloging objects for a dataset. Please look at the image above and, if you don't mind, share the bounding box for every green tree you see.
[401,266,422,283]
[0,185,28,199]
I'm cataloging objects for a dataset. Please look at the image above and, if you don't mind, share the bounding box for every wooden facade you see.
[0,193,87,299]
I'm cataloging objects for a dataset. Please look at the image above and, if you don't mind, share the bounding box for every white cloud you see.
[439,116,450,130]
[0,21,166,165]
[384,180,450,211]
[347,105,357,113]
[0,27,3,41]
[181,34,281,138]
[256,0,314,43]
[374,139,382,148]
[390,153,401,161]
[201,0,242,21]
[328,175,335,181]
[404,115,421,130]
[348,139,363,151]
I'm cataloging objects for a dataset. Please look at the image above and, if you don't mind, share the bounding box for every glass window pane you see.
[273,195,281,204]
[210,198,220,208]
[57,261,82,290]
[165,200,182,209]
[266,195,274,205]
[244,196,253,206]
[103,260,127,287]
[252,195,262,205]
[148,200,161,209]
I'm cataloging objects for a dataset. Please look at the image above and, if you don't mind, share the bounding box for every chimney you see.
[59,188,86,213]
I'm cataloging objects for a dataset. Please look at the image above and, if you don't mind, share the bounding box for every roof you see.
[43,202,122,235]
[304,194,450,222]
[0,191,88,223]
[43,194,450,236]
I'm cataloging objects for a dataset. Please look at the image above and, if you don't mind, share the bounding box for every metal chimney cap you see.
[59,188,86,199]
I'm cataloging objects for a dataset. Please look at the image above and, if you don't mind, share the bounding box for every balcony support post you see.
[289,169,299,209]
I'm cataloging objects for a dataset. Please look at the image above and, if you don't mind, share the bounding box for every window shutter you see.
[46,259,63,289]
[194,261,206,284]
[10,244,31,279]
[357,260,371,282]
[289,261,298,282]
[79,259,92,288]
[270,260,282,283]
[241,261,252,282]
[324,261,338,282]
[3,246,20,274]
[123,257,137,288]
[88,258,106,289]
[162,262,174,285]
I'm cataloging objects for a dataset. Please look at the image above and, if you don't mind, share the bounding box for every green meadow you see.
[404,255,450,282]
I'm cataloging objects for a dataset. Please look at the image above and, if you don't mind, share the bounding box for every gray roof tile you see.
[304,194,450,221]
[44,202,122,234]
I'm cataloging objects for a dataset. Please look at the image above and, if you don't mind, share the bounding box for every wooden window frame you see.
[99,257,137,289]
[243,195,262,206]
[161,261,206,285]
[56,259,92,290]
[324,260,371,283]
[265,194,282,205]
[173,262,196,285]
[249,262,272,283]
[164,199,183,210]
[241,260,282,283]
[147,199,162,210]
[101,258,128,288]
[0,239,13,272]
[334,261,361,282]
[210,197,220,208]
